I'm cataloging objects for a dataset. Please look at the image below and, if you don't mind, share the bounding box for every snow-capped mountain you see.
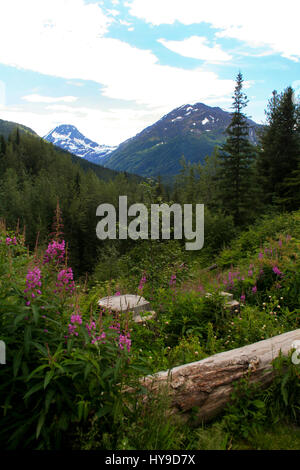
[43,125,116,164]
[101,102,261,178]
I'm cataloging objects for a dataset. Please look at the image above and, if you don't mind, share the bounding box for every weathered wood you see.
[98,294,155,323]
[205,263,218,271]
[137,329,300,423]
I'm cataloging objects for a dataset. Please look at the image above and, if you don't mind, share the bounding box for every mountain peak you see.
[43,125,116,163]
[102,101,262,178]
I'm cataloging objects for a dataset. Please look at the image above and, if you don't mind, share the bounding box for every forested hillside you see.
[0,130,143,274]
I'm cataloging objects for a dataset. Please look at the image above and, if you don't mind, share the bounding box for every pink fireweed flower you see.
[169,274,176,287]
[273,266,283,277]
[115,291,121,296]
[86,321,96,336]
[68,312,82,336]
[70,313,82,325]
[6,236,17,246]
[91,332,106,344]
[252,286,257,294]
[24,266,42,303]
[56,268,75,295]
[258,252,263,260]
[43,239,65,264]
[138,273,147,291]
[109,322,120,332]
[240,294,246,303]
[119,333,131,352]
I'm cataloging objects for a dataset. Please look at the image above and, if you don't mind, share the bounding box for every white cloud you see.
[106,9,120,17]
[22,94,78,103]
[0,103,172,145]
[128,0,300,61]
[0,81,6,106]
[0,0,235,112]
[158,36,232,63]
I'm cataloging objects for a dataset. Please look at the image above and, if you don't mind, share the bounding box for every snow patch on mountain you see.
[43,125,116,164]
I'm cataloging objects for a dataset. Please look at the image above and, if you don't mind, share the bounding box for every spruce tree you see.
[257,86,300,207]
[218,72,257,225]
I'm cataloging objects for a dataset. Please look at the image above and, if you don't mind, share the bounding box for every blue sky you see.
[0,0,299,145]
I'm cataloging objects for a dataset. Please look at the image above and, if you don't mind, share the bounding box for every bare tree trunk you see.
[136,329,300,423]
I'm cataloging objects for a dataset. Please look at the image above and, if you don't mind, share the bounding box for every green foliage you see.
[158,290,226,345]
[257,86,300,208]
[0,131,144,276]
[0,230,134,449]
[217,72,258,225]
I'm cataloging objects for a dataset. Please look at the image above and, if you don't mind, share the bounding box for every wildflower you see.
[68,311,82,336]
[258,252,263,260]
[24,266,42,304]
[86,321,96,336]
[115,291,121,296]
[169,273,176,287]
[240,294,246,303]
[252,286,257,294]
[5,236,17,246]
[273,266,283,276]
[91,332,106,344]
[138,274,147,291]
[56,268,75,295]
[43,239,65,264]
[119,333,131,352]
[109,322,120,332]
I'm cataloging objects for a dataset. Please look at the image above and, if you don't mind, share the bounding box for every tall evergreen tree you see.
[217,72,257,225]
[257,86,300,207]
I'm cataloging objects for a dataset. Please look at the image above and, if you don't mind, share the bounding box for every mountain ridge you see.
[101,102,261,178]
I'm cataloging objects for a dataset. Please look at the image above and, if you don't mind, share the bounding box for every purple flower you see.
[252,286,257,294]
[119,333,131,352]
[24,266,42,304]
[240,294,246,303]
[56,268,75,295]
[169,274,176,287]
[43,240,65,264]
[138,273,147,291]
[273,266,283,276]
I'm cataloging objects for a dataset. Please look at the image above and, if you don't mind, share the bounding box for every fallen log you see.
[137,329,300,423]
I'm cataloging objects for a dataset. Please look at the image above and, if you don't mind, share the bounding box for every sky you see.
[0,0,299,146]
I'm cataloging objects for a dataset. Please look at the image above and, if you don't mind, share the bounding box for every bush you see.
[0,230,134,449]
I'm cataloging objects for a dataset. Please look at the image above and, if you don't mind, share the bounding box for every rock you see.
[225,299,240,312]
[220,291,233,299]
[133,311,157,324]
[98,294,154,323]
